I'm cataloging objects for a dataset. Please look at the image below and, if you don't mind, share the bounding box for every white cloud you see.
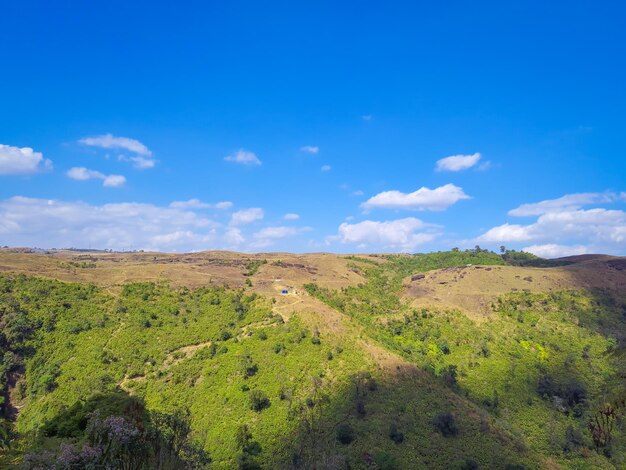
[215,201,234,210]
[283,213,300,220]
[224,227,245,246]
[477,192,626,255]
[321,165,331,171]
[0,196,221,251]
[67,167,126,188]
[80,134,152,156]
[335,217,437,251]
[224,149,261,166]
[250,225,311,249]
[435,153,481,172]
[352,190,364,196]
[80,134,156,169]
[477,223,533,243]
[254,226,300,240]
[67,167,102,181]
[0,144,52,175]
[479,208,626,245]
[128,156,156,169]
[230,208,264,225]
[102,175,126,188]
[509,192,622,217]
[362,183,470,212]
[300,146,319,154]
[169,199,233,210]
[361,115,373,121]
[522,244,590,259]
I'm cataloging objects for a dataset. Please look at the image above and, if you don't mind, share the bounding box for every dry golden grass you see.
[403,257,626,320]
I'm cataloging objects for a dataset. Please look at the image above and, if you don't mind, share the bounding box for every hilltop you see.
[0,249,625,469]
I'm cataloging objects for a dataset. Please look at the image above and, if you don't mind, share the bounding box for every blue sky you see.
[1,1,625,256]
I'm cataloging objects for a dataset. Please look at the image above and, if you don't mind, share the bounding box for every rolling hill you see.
[0,249,624,469]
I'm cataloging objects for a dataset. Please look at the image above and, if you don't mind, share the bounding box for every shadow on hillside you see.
[22,389,209,470]
[261,368,535,470]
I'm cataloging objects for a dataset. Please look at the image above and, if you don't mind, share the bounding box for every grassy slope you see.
[306,253,626,469]
[0,250,624,469]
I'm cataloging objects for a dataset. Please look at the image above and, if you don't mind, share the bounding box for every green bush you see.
[249,390,270,412]
[433,412,458,437]
[336,423,354,444]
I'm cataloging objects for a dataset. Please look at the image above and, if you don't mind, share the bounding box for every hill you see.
[0,250,625,469]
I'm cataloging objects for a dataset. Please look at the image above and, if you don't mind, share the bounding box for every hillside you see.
[0,249,625,469]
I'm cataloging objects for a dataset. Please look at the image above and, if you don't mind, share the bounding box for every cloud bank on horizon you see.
[1,134,624,257]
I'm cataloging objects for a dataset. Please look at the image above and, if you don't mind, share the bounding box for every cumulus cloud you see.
[250,225,311,249]
[479,208,626,244]
[254,226,301,240]
[102,175,127,187]
[224,227,245,246]
[224,149,261,166]
[80,134,152,156]
[522,244,590,258]
[169,199,233,210]
[283,213,300,220]
[362,184,470,212]
[435,153,481,172]
[508,192,623,217]
[335,217,437,251]
[321,165,331,171]
[300,146,319,154]
[230,208,264,225]
[0,144,52,175]
[477,191,626,255]
[67,167,126,188]
[0,196,222,251]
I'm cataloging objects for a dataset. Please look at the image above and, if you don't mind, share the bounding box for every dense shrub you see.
[336,423,354,444]
[249,390,270,412]
[433,412,458,437]
[389,423,404,444]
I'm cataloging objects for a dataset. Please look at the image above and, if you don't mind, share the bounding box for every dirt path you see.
[272,297,304,316]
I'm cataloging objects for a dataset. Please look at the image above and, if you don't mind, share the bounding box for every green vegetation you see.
[501,249,575,267]
[306,252,626,469]
[244,259,267,277]
[0,249,625,469]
